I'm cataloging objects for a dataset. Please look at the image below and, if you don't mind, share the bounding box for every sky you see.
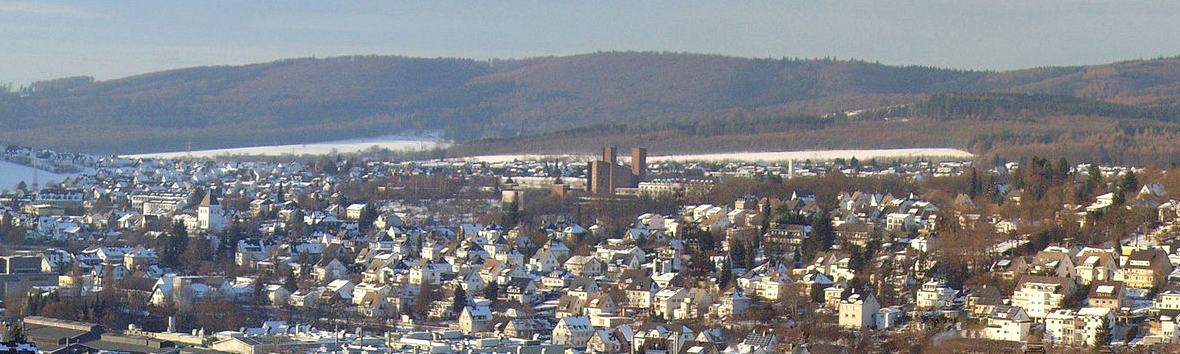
[3,0,1180,86]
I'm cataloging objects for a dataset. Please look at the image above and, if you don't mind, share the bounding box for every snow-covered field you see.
[649,148,973,162]
[447,154,593,163]
[455,148,972,163]
[123,135,449,159]
[0,160,72,191]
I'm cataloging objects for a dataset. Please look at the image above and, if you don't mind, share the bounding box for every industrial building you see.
[588,147,646,194]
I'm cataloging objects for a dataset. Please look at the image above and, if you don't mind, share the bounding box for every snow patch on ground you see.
[454,148,973,163]
[447,154,592,163]
[0,160,73,191]
[123,135,449,159]
[649,148,973,162]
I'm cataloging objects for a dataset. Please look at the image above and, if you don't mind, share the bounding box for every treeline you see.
[906,92,1180,122]
[8,52,1180,154]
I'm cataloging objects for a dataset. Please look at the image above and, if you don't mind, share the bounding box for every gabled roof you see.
[199,190,219,207]
[506,277,535,290]
[359,292,385,310]
[740,332,777,347]
[967,285,1002,305]
[558,316,594,332]
[586,293,614,309]
[1088,281,1125,299]
[464,305,492,321]
[556,295,584,312]
[1015,275,1073,293]
[987,305,1029,322]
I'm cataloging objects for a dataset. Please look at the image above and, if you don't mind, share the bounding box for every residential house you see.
[530,250,562,274]
[1075,251,1119,285]
[565,256,604,277]
[753,271,794,302]
[915,281,957,310]
[763,224,808,255]
[875,306,905,330]
[834,223,875,247]
[556,295,586,319]
[235,239,268,268]
[980,305,1031,343]
[588,329,624,354]
[838,292,881,330]
[553,316,595,349]
[1029,248,1077,279]
[409,261,448,285]
[122,246,158,272]
[795,272,833,300]
[584,293,617,317]
[264,284,290,306]
[477,259,506,285]
[631,323,695,354]
[1155,291,1180,317]
[716,289,751,318]
[884,213,916,232]
[653,288,688,320]
[350,282,391,306]
[1010,275,1077,321]
[993,257,1030,281]
[1142,315,1180,345]
[540,271,572,291]
[502,318,552,340]
[289,287,325,308]
[321,279,356,307]
[313,257,347,282]
[1044,307,1113,347]
[1117,248,1172,289]
[617,270,654,309]
[345,203,366,220]
[965,285,1004,317]
[459,303,492,334]
[568,277,601,299]
[733,331,778,354]
[458,270,486,292]
[506,277,538,304]
[150,275,227,311]
[1086,281,1125,310]
[357,292,390,318]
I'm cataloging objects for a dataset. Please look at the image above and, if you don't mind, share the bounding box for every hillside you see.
[3,52,1180,154]
[451,92,1180,166]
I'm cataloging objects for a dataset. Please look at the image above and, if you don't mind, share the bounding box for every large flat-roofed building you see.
[0,255,42,274]
[588,147,647,194]
[0,254,58,299]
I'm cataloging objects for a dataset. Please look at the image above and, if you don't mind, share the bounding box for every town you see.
[0,145,1176,354]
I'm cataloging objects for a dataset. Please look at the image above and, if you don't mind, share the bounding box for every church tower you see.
[197,190,226,231]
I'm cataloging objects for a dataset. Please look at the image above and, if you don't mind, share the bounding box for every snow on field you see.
[649,148,973,162]
[123,135,449,159]
[455,148,972,163]
[447,154,593,163]
[0,160,72,190]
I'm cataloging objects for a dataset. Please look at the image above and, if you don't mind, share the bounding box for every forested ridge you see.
[5,52,1180,156]
[452,91,1180,166]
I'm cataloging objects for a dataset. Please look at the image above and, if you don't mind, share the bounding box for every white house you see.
[1044,307,1112,347]
[1010,275,1075,321]
[838,292,881,330]
[459,303,492,334]
[915,281,957,310]
[553,316,595,349]
[981,305,1031,342]
[875,306,904,330]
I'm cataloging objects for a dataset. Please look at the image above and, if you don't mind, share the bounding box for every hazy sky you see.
[3,0,1180,86]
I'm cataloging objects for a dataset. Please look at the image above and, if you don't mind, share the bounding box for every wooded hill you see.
[451,92,1180,166]
[5,52,1180,155]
